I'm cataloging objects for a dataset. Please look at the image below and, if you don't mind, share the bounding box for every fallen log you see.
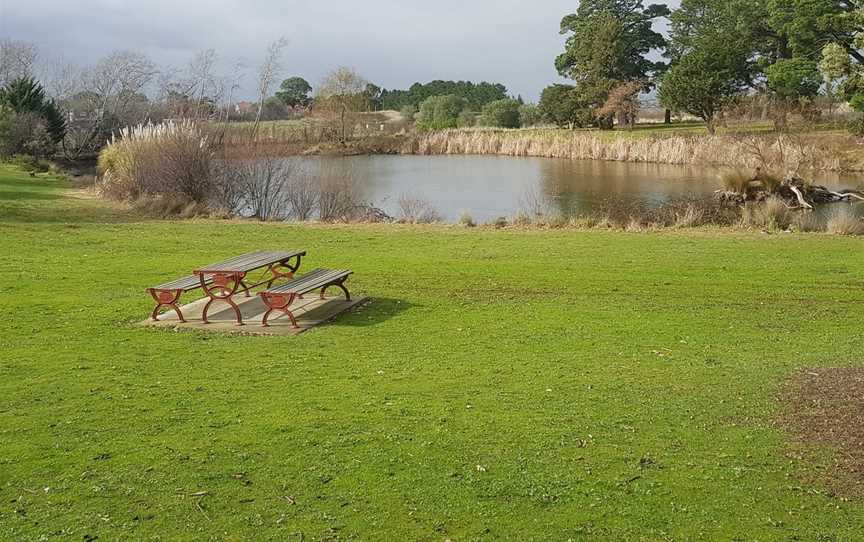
[715,174,864,210]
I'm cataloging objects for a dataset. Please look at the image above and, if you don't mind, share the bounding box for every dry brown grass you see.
[406,129,854,171]
[741,197,794,230]
[825,206,864,235]
[777,368,864,498]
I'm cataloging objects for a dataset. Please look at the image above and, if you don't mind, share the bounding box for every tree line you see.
[539,0,864,134]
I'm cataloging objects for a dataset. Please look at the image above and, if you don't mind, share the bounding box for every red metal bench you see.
[259,268,353,328]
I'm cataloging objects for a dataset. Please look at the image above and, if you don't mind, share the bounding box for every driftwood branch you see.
[715,173,864,210]
[788,184,814,210]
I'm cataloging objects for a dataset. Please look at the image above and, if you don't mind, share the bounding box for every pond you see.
[282,155,864,223]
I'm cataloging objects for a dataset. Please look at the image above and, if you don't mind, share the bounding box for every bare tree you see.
[315,67,369,143]
[188,49,218,119]
[318,174,362,222]
[62,51,158,158]
[397,194,441,224]
[0,39,38,86]
[84,51,158,123]
[43,55,84,102]
[219,58,246,122]
[252,37,289,138]
[156,65,196,118]
[285,173,319,220]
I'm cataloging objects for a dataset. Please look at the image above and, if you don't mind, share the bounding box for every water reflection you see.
[278,155,863,223]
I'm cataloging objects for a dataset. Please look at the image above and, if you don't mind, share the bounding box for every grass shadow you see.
[331,297,414,328]
[0,175,64,201]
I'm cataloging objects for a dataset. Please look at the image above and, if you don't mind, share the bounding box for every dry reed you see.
[406,129,851,172]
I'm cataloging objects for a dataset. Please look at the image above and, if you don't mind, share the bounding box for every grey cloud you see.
[0,0,679,101]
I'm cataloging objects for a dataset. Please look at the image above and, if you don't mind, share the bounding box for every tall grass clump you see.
[98,121,214,204]
[719,169,755,194]
[791,212,823,233]
[741,196,794,230]
[396,194,441,224]
[825,206,864,235]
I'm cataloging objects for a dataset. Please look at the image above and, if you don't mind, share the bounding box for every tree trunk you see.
[706,117,716,135]
[664,109,672,125]
[598,115,614,130]
[340,107,346,144]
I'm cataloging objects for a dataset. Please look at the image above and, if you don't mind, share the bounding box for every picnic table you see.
[148,250,305,325]
[193,250,306,325]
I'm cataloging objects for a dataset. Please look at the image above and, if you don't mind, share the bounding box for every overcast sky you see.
[0,0,679,101]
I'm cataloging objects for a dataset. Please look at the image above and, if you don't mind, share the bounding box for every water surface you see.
[287,155,864,222]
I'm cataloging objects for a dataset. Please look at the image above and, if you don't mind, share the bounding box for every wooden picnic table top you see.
[193,250,305,275]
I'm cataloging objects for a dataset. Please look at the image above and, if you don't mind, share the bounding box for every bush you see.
[741,197,793,231]
[0,109,56,160]
[848,116,864,136]
[538,84,593,129]
[9,154,49,173]
[791,211,823,233]
[396,194,441,224]
[826,206,864,235]
[457,110,478,128]
[97,122,214,204]
[399,105,416,125]
[458,212,476,227]
[519,103,541,127]
[480,99,522,128]
[417,95,467,130]
[0,78,65,158]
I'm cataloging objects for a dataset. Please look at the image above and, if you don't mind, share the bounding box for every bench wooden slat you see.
[153,274,213,292]
[150,250,305,291]
[259,268,353,328]
[195,250,306,274]
[266,269,352,295]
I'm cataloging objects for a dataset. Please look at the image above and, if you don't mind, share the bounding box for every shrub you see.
[538,84,593,129]
[825,206,864,235]
[417,95,467,130]
[519,103,541,127]
[0,78,65,158]
[848,116,864,137]
[791,211,823,233]
[457,110,478,128]
[9,154,49,173]
[719,169,755,194]
[487,216,508,228]
[396,194,441,224]
[400,105,417,125]
[98,122,214,204]
[0,109,55,160]
[480,99,522,128]
[214,157,295,221]
[741,196,793,230]
[458,212,476,227]
[318,175,363,222]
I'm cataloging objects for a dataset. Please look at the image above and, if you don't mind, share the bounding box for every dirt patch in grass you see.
[777,368,864,498]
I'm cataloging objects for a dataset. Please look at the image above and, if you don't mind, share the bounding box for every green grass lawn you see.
[2,165,864,541]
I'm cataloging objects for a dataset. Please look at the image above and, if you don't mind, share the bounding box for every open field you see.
[3,165,864,540]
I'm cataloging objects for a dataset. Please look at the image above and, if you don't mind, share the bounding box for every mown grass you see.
[2,165,864,540]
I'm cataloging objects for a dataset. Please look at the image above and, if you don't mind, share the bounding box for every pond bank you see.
[226,128,864,173]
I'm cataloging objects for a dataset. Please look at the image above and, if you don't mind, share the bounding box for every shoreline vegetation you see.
[219,120,864,173]
[83,121,864,235]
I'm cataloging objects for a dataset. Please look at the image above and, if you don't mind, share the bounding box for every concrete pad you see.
[141,294,369,336]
